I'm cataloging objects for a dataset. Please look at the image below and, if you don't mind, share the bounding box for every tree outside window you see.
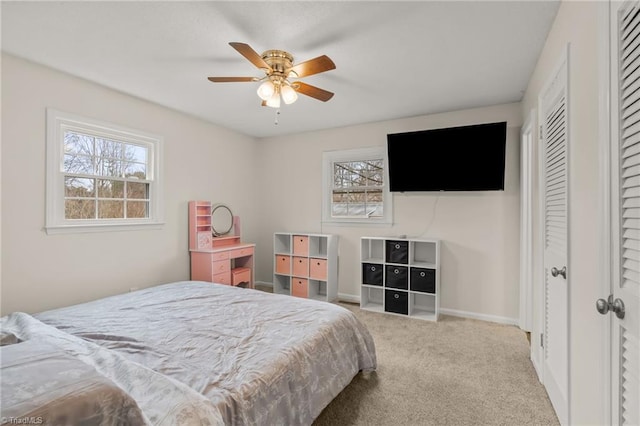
[46,109,163,234]
[322,147,392,225]
[63,131,150,220]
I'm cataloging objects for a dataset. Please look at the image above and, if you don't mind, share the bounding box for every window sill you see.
[45,221,165,235]
[321,219,393,227]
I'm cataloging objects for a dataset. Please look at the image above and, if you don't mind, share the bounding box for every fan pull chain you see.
[274,109,281,125]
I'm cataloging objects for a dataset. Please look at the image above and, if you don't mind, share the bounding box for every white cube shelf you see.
[360,237,440,321]
[273,232,338,302]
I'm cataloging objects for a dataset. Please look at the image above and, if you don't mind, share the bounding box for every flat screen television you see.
[386,121,507,192]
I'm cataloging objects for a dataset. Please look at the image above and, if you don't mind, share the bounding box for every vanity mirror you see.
[211,204,234,237]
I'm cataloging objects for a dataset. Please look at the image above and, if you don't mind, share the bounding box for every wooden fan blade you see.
[289,55,335,78]
[208,77,257,83]
[229,42,271,72]
[294,81,334,102]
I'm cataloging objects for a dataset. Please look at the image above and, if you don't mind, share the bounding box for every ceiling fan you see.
[208,42,336,108]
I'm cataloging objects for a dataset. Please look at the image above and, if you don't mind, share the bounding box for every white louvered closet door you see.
[611,2,640,424]
[539,48,569,425]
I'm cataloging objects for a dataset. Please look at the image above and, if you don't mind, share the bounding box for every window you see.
[46,109,163,234]
[322,147,392,225]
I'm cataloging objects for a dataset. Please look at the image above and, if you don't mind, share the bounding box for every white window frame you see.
[322,146,393,225]
[45,109,164,234]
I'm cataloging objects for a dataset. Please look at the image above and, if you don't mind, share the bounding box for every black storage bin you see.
[362,263,383,286]
[410,267,436,293]
[385,265,408,289]
[385,289,408,315]
[386,240,409,264]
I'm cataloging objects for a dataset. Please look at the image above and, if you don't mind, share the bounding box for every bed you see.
[1,281,377,425]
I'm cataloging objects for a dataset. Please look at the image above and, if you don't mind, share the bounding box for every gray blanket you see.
[2,281,377,425]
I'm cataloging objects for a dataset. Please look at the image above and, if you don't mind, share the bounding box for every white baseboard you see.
[337,293,360,304]
[256,281,359,304]
[334,293,518,325]
[257,283,517,326]
[531,352,544,383]
[438,307,519,326]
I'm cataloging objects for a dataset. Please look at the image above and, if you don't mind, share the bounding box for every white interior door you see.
[609,2,640,424]
[539,47,570,425]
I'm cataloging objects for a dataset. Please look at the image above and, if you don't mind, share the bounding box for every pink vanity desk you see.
[189,201,255,288]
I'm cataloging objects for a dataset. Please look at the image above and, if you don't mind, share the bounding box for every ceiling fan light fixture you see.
[209,42,335,108]
[266,90,281,108]
[257,80,275,101]
[281,84,298,105]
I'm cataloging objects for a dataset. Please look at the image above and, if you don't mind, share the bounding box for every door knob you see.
[551,266,567,279]
[596,298,609,315]
[596,294,626,319]
[611,298,626,319]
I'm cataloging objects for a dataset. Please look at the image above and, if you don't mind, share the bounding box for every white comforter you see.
[2,281,377,425]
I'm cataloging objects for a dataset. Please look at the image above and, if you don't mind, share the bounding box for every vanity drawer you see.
[213,271,231,285]
[211,251,229,261]
[293,235,309,256]
[309,258,327,280]
[292,256,309,277]
[228,247,254,259]
[275,255,291,274]
[212,260,230,274]
[292,278,308,298]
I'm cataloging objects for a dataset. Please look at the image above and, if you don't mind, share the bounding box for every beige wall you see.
[521,1,604,424]
[255,103,522,323]
[1,54,259,314]
[2,53,523,323]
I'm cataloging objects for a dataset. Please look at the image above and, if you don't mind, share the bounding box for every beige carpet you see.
[255,284,559,426]
[316,303,559,426]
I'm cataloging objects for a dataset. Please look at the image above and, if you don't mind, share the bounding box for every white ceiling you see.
[1,1,560,138]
